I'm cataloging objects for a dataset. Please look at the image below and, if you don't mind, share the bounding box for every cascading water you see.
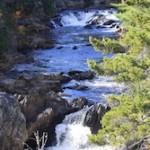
[48,107,115,150]
[13,9,124,149]
[53,9,120,27]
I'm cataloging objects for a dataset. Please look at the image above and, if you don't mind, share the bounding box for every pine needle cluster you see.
[88,0,150,147]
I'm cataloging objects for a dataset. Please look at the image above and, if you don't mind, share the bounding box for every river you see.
[14,8,124,150]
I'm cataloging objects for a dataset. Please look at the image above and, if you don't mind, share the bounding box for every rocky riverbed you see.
[0,6,123,150]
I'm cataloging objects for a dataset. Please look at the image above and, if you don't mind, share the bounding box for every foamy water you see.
[59,9,119,27]
[48,108,115,150]
[48,124,115,150]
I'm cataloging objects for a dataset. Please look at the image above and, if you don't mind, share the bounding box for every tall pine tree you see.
[88,0,150,148]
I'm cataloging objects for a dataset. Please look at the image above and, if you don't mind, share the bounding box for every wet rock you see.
[84,24,93,29]
[68,70,95,80]
[32,80,62,93]
[48,21,56,29]
[83,104,107,133]
[72,46,78,50]
[70,97,88,110]
[68,70,83,76]
[85,44,92,46]
[63,83,88,91]
[0,73,65,94]
[0,92,28,150]
[88,14,106,25]
[57,46,64,49]
[96,25,106,29]
[36,73,71,83]
[20,91,74,146]
[103,20,116,26]
[0,53,33,72]
[0,78,30,94]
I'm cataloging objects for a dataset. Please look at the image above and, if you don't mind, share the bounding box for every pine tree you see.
[88,0,150,147]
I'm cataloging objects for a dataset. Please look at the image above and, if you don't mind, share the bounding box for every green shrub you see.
[89,0,150,147]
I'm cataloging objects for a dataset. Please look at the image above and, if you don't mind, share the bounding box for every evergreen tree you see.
[88,0,150,147]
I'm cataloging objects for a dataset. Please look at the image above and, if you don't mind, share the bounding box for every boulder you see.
[103,20,116,26]
[88,14,106,25]
[70,97,88,110]
[0,78,30,94]
[35,73,71,83]
[19,91,74,146]
[68,70,95,80]
[63,83,88,91]
[0,92,28,150]
[72,46,78,50]
[0,73,69,94]
[18,36,54,50]
[84,24,93,29]
[83,104,107,133]
[53,17,63,27]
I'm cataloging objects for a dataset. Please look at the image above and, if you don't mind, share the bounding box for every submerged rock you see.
[72,46,78,50]
[0,92,28,150]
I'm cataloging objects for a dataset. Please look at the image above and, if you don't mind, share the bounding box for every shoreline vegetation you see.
[88,0,150,149]
[0,0,150,149]
[0,0,56,71]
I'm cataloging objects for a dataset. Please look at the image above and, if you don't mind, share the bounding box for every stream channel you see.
[14,8,124,150]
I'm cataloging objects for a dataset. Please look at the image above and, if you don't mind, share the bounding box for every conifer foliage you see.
[88,0,150,147]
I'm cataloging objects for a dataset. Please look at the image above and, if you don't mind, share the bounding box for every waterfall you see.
[51,9,120,28]
[48,107,115,150]
[60,11,96,26]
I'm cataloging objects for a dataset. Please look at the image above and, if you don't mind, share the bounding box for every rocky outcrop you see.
[68,70,95,80]
[19,91,75,146]
[83,104,107,133]
[35,73,71,83]
[63,83,88,91]
[0,92,28,150]
[20,91,72,133]
[0,72,75,147]
[70,97,88,110]
[0,73,71,94]
[18,36,54,50]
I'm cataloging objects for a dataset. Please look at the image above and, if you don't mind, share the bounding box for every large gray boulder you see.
[0,92,28,150]
[19,91,74,146]
[68,70,95,80]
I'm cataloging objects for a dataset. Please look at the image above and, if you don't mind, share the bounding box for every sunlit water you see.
[14,9,123,149]
[14,9,124,103]
[48,108,116,150]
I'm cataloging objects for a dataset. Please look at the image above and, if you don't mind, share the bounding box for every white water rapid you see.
[13,9,123,150]
[52,9,120,28]
[48,108,115,150]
